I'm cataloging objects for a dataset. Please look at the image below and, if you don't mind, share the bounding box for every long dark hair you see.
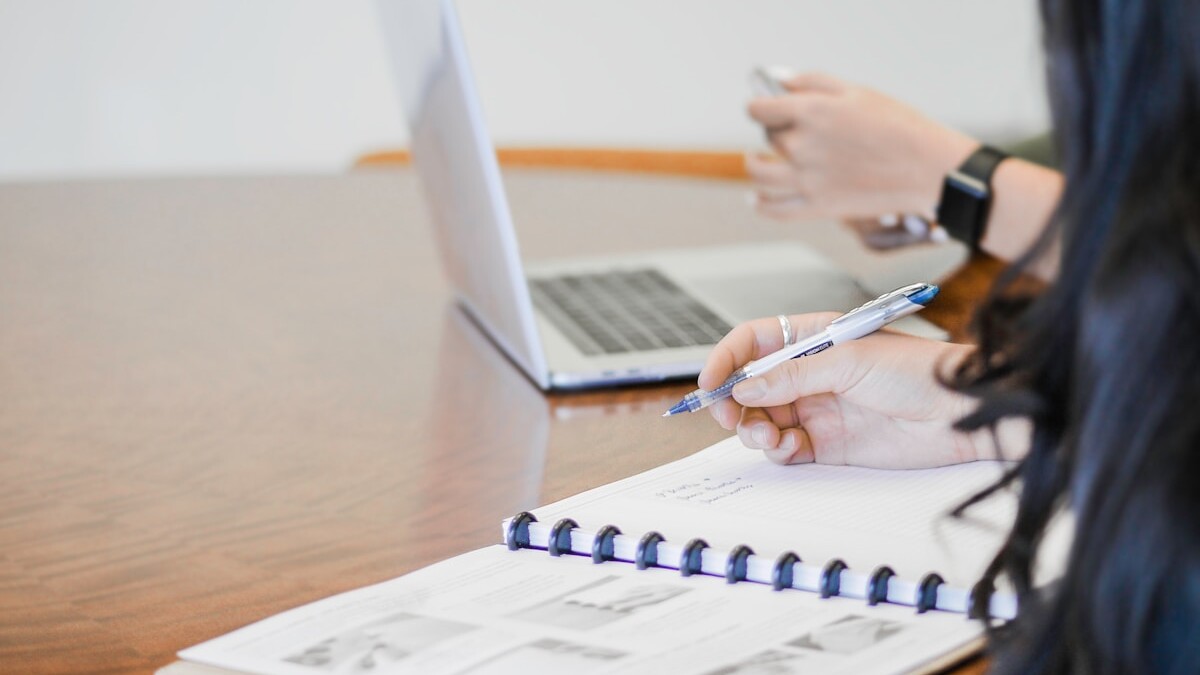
[950,0,1200,672]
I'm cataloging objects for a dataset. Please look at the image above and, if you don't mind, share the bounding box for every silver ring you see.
[777,314,795,346]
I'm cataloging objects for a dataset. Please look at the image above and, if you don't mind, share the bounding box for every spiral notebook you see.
[163,437,1071,675]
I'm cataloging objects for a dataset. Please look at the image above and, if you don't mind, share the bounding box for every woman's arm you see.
[745,73,1062,279]
[981,158,1062,279]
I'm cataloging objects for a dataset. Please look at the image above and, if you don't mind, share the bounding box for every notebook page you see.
[529,436,1069,589]
[180,546,983,675]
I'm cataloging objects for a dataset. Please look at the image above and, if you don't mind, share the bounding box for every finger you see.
[699,313,839,390]
[753,189,811,214]
[738,406,815,465]
[732,344,866,408]
[740,403,816,465]
[698,319,776,390]
[783,312,839,339]
[737,407,782,450]
[781,71,846,94]
[744,152,800,190]
[742,400,802,438]
[708,398,741,431]
[746,96,800,130]
[753,191,837,222]
[762,427,817,465]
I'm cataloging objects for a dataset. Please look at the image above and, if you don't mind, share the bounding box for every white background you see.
[0,1,1048,182]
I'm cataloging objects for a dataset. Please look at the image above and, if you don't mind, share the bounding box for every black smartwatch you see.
[935,145,1009,249]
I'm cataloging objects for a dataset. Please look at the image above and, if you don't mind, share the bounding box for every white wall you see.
[0,1,1048,182]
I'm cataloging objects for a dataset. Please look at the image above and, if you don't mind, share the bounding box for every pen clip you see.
[829,284,925,326]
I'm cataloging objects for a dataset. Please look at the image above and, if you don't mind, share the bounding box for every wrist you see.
[967,416,1033,462]
[910,131,978,218]
[948,353,1033,462]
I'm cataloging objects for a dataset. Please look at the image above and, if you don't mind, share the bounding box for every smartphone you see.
[849,214,948,250]
[749,65,795,97]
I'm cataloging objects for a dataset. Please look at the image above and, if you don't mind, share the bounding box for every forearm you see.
[977,158,1063,280]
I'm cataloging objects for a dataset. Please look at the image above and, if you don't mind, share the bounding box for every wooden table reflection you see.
[0,168,993,673]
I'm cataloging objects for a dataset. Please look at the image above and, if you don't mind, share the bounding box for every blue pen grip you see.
[687,369,750,412]
[705,377,741,402]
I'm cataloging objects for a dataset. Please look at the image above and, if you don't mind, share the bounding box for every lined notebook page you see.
[531,436,1070,589]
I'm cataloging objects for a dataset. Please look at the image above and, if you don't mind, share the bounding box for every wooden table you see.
[0,168,996,673]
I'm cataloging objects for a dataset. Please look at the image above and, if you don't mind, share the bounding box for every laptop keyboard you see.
[529,269,733,355]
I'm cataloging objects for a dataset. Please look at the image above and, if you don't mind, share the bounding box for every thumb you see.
[732,347,863,407]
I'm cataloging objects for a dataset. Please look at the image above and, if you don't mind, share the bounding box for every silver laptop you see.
[376,0,877,390]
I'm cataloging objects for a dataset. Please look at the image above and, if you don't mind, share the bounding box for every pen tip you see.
[661,412,671,417]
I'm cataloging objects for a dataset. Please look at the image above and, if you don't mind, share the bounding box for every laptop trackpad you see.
[686,270,870,324]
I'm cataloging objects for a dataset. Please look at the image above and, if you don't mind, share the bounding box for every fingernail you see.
[736,380,766,403]
[751,425,768,446]
[780,433,797,453]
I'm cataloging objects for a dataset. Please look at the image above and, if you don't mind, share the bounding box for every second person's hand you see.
[746,72,978,223]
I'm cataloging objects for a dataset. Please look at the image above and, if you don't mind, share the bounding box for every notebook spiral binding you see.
[504,511,985,618]
[725,545,754,584]
[679,539,709,577]
[505,511,537,551]
[916,573,944,613]
[772,551,801,591]
[967,578,996,620]
[592,524,621,563]
[867,566,896,606]
[819,559,848,598]
[547,518,579,557]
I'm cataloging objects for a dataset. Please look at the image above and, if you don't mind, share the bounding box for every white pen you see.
[662,282,939,417]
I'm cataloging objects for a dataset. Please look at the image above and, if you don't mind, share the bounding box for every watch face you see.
[936,173,988,245]
[936,147,1006,247]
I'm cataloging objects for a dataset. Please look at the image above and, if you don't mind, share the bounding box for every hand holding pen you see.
[668,283,994,469]
[665,283,938,417]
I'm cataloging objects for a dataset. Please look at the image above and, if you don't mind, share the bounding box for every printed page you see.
[180,545,982,675]
[528,436,1071,591]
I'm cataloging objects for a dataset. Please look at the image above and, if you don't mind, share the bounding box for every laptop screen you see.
[376,0,550,388]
